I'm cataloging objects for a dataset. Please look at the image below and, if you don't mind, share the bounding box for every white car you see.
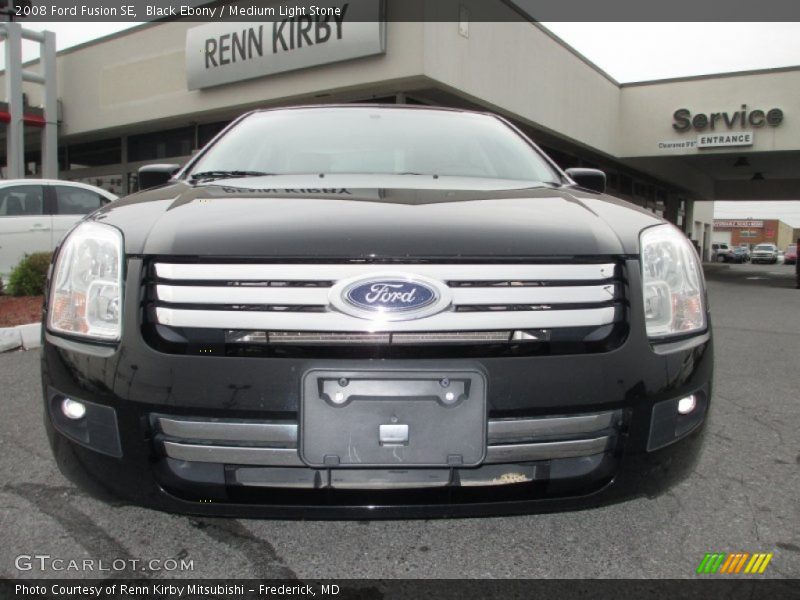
[751,243,779,264]
[0,179,117,279]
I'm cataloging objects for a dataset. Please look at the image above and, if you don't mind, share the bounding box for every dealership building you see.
[712,219,798,250]
[3,0,800,261]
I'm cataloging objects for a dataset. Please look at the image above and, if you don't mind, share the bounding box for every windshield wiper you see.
[190,170,274,181]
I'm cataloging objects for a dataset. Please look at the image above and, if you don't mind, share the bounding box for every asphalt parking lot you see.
[1,262,798,579]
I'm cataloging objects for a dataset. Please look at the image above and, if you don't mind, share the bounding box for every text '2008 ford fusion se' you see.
[41,106,712,518]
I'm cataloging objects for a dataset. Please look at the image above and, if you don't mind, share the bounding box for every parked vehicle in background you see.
[751,243,779,264]
[730,246,750,263]
[784,244,797,265]
[796,240,800,288]
[711,242,733,263]
[0,180,117,278]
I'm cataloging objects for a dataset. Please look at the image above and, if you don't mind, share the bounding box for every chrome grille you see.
[154,410,621,489]
[151,262,622,338]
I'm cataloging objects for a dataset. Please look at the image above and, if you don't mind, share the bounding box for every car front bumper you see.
[41,259,713,518]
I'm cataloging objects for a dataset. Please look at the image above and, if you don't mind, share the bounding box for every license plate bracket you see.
[300,368,487,468]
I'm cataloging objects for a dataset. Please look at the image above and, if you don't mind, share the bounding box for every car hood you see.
[95,176,663,259]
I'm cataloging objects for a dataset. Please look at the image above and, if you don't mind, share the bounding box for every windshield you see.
[188,108,561,184]
[754,245,775,251]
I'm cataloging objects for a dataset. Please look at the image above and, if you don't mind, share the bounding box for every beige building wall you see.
[5,17,426,138]
[776,220,795,250]
[618,68,800,158]
[420,7,621,156]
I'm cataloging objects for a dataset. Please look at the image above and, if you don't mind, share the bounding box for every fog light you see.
[61,398,87,420]
[677,395,697,415]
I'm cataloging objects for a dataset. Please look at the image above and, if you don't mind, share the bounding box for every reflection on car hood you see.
[95,176,664,258]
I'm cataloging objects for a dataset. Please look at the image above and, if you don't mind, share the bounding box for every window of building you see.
[128,126,195,162]
[619,175,633,196]
[24,149,41,176]
[68,138,122,169]
[198,121,231,148]
[58,146,67,171]
[70,175,124,196]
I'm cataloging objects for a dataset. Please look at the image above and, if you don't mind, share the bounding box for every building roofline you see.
[5,17,799,93]
[621,64,800,87]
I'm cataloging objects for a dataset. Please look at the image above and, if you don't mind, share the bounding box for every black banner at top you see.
[3,0,800,22]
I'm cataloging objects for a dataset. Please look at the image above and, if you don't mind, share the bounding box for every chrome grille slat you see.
[487,412,615,442]
[156,285,330,305]
[155,283,617,306]
[156,306,617,331]
[157,413,616,447]
[163,441,304,466]
[161,438,610,466]
[155,262,616,282]
[156,411,619,469]
[158,417,297,444]
[483,437,610,463]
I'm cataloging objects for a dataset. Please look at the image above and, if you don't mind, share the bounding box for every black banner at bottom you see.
[3,579,800,600]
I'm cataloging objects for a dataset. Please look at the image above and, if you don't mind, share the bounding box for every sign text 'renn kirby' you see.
[185,0,385,90]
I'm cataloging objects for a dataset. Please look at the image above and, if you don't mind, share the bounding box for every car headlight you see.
[640,224,706,339]
[48,221,123,341]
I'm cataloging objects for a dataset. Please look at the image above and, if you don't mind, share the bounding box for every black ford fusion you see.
[41,106,712,518]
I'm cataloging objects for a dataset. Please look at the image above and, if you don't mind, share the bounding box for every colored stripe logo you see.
[696,552,773,574]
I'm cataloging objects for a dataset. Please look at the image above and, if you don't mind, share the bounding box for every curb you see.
[0,322,42,352]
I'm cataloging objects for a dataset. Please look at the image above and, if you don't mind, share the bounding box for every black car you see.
[41,106,712,518]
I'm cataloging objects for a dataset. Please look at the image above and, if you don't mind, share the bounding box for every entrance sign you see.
[697,132,753,148]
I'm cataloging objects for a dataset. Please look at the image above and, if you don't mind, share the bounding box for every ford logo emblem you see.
[329,274,451,321]
[346,280,436,312]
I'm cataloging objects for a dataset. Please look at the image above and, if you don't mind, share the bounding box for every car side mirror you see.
[565,168,606,194]
[137,164,180,191]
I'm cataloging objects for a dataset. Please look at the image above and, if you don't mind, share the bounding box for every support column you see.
[41,29,58,179]
[683,199,695,237]
[4,22,24,179]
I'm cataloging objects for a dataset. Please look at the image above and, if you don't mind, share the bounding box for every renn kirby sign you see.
[185,0,385,90]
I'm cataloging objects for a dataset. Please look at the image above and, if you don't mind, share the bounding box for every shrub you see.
[0,277,4,296]
[7,252,52,296]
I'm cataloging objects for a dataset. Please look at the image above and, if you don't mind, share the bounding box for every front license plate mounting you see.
[300,368,487,468]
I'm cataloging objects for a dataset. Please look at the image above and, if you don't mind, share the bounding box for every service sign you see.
[185,0,385,90]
